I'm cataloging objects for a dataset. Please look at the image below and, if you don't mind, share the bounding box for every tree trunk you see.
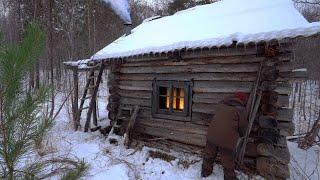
[47,0,55,117]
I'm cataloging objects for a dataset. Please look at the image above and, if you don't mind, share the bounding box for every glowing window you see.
[152,80,192,121]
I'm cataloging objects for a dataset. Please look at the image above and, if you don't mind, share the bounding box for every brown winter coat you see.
[206,97,248,150]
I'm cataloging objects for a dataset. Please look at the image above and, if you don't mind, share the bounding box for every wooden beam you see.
[72,68,79,130]
[122,53,292,67]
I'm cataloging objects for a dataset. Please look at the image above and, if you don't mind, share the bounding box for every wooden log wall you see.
[107,61,121,122]
[108,43,295,178]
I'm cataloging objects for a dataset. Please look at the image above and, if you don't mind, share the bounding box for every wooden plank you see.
[193,93,289,107]
[119,80,152,87]
[123,55,262,67]
[120,72,291,82]
[193,93,232,104]
[120,62,292,74]
[117,80,290,94]
[135,121,207,146]
[193,81,253,93]
[121,63,260,74]
[191,112,213,126]
[192,103,217,114]
[119,85,152,91]
[120,72,258,82]
[120,97,151,107]
[123,54,292,67]
[193,81,291,95]
[136,116,208,136]
[118,90,152,99]
[118,80,152,91]
[192,102,293,122]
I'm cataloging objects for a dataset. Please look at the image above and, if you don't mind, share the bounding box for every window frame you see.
[152,79,193,121]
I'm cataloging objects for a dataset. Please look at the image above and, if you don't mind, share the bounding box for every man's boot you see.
[201,142,218,178]
[201,157,214,177]
[223,168,237,180]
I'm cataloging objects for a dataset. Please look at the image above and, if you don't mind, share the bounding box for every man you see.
[201,92,248,179]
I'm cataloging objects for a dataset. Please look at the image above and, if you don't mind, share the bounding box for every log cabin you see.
[65,0,320,179]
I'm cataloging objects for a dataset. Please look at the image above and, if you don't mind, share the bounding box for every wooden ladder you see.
[124,105,140,147]
[77,62,105,132]
[108,105,140,147]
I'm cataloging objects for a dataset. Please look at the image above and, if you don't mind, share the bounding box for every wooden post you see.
[73,67,79,130]
[90,71,98,126]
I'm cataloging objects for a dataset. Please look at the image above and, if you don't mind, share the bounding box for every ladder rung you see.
[79,106,89,110]
[81,96,92,100]
[121,107,133,111]
[118,116,129,120]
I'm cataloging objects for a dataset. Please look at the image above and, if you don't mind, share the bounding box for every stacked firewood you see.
[245,47,294,179]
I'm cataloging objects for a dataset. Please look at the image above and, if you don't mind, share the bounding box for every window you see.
[152,80,193,121]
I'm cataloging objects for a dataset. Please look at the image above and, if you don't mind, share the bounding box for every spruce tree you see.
[0,22,53,179]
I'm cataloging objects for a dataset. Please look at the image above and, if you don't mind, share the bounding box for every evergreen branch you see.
[0,22,50,179]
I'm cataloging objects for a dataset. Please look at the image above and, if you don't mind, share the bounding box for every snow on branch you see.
[102,0,132,24]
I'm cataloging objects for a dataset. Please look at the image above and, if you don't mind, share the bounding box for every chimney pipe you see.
[124,22,132,36]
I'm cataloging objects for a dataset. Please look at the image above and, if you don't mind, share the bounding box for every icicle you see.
[278,40,281,50]
[226,45,229,56]
[255,42,258,54]
[244,44,247,54]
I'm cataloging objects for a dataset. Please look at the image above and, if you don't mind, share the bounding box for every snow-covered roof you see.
[91,0,320,61]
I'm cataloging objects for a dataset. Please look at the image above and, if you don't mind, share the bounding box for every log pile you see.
[244,47,294,179]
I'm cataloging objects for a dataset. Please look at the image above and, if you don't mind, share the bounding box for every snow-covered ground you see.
[40,92,320,180]
[46,100,204,179]
[288,142,320,180]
